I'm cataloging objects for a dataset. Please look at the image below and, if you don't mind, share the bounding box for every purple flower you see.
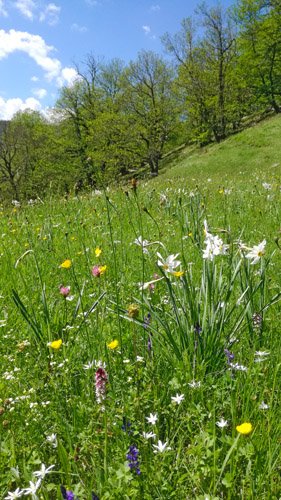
[60,485,75,500]
[126,445,141,475]
[224,348,235,364]
[59,285,71,297]
[95,367,108,404]
[122,417,132,434]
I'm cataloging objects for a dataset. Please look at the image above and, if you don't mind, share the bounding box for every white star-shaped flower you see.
[4,488,24,499]
[142,431,156,439]
[216,418,228,428]
[33,463,55,480]
[171,393,185,404]
[146,413,158,425]
[152,440,172,453]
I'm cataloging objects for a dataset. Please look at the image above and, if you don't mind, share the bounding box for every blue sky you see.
[0,0,233,119]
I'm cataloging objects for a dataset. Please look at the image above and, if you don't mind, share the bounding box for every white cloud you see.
[0,96,42,119]
[71,23,87,33]
[31,75,39,81]
[33,87,47,99]
[0,29,78,85]
[56,67,79,87]
[150,4,160,12]
[0,0,8,17]
[39,3,60,26]
[14,0,36,20]
[142,25,151,35]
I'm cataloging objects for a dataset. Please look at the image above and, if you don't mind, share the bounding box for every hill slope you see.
[156,114,281,187]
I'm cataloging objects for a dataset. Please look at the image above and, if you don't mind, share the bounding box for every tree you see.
[235,0,281,113]
[122,50,177,175]
[163,6,243,144]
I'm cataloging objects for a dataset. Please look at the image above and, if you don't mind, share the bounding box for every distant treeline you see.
[1,0,281,201]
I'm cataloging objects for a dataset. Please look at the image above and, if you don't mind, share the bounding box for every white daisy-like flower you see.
[171,393,185,405]
[262,182,272,190]
[157,252,181,273]
[254,351,270,357]
[152,440,172,453]
[146,413,158,425]
[245,240,266,265]
[216,418,228,428]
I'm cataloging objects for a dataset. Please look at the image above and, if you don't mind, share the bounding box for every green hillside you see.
[156,114,281,187]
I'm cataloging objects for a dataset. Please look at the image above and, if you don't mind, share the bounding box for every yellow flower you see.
[128,303,140,319]
[107,339,119,350]
[48,339,63,350]
[95,247,102,257]
[99,265,107,275]
[172,271,185,277]
[236,422,253,435]
[60,259,72,269]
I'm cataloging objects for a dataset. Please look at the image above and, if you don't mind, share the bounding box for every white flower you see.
[245,240,266,265]
[33,463,55,480]
[259,401,269,410]
[203,233,228,261]
[134,236,150,254]
[83,361,95,370]
[146,413,158,425]
[171,393,185,405]
[255,351,270,357]
[152,440,171,453]
[216,418,228,428]
[46,433,57,448]
[136,356,144,362]
[4,488,24,499]
[262,182,272,190]
[157,252,181,273]
[188,380,201,388]
[142,431,156,439]
[229,362,247,372]
[23,480,41,499]
[138,277,164,290]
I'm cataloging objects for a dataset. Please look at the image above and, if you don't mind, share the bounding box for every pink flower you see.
[59,285,71,297]
[91,265,107,277]
[95,367,108,404]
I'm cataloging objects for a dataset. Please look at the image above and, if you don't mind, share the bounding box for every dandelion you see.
[146,413,158,425]
[48,339,62,350]
[152,440,171,453]
[95,247,102,257]
[60,259,72,269]
[107,339,119,350]
[245,240,266,264]
[91,265,107,277]
[59,285,71,297]
[126,445,141,475]
[95,366,108,404]
[171,393,185,405]
[236,422,253,435]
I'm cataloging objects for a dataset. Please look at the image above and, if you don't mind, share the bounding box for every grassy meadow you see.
[0,115,281,499]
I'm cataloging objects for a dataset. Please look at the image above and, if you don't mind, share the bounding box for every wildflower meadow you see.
[0,141,280,499]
